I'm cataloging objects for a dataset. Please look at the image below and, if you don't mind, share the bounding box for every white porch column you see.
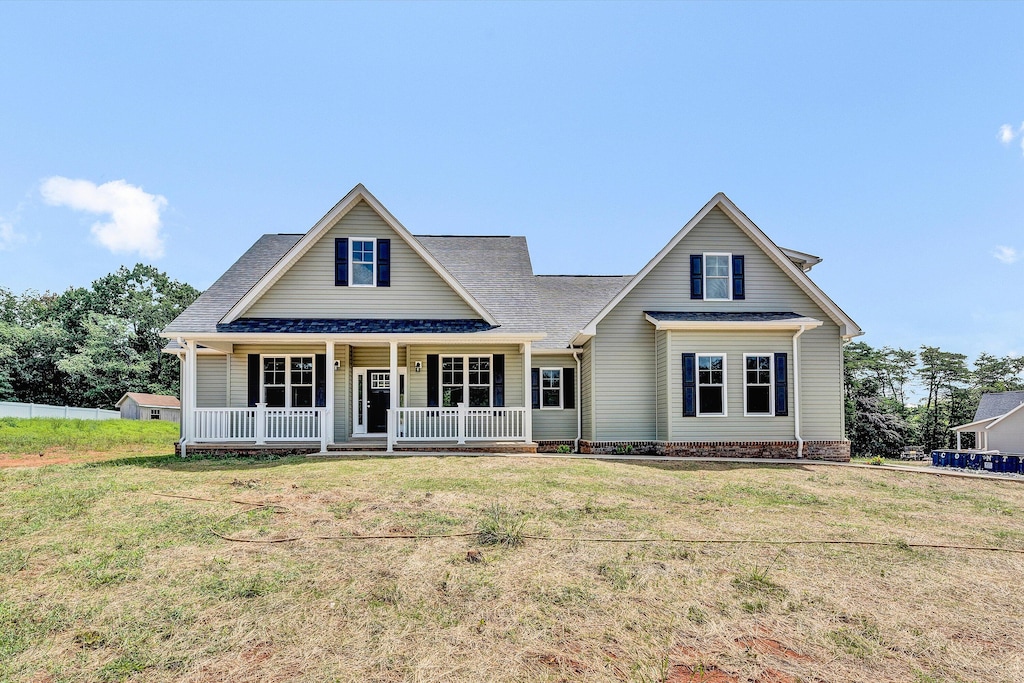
[523,341,533,443]
[185,341,197,443]
[387,341,398,453]
[325,341,335,447]
[956,431,962,450]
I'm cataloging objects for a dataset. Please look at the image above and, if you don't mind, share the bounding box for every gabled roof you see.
[577,193,862,339]
[221,184,497,326]
[116,393,180,409]
[974,391,1024,423]
[217,318,495,334]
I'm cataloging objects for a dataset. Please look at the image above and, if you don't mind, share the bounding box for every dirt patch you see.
[735,636,813,662]
[666,664,739,683]
[0,446,170,468]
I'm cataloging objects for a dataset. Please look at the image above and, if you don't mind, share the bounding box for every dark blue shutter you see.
[335,238,348,287]
[682,353,696,417]
[774,352,788,417]
[315,354,326,407]
[732,255,745,300]
[376,239,390,287]
[493,354,505,407]
[427,354,439,407]
[563,367,575,409]
[531,369,540,410]
[247,354,260,407]
[690,255,703,299]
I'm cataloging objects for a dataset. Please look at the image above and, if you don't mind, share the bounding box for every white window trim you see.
[703,252,732,301]
[150,409,161,420]
[349,236,377,288]
[696,352,728,417]
[439,354,494,407]
[743,353,774,417]
[261,354,316,408]
[539,367,563,410]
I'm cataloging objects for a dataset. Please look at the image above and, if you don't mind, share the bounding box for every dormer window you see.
[351,238,376,286]
[335,237,391,287]
[690,253,744,300]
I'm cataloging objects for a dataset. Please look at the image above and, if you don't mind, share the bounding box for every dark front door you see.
[367,370,390,433]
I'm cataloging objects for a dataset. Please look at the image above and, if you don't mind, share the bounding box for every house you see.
[161,185,861,459]
[952,391,1024,453]
[115,392,181,423]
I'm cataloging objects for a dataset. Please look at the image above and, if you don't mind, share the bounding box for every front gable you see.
[226,186,494,324]
[580,194,861,339]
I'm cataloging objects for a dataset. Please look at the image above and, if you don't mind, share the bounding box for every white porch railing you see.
[192,404,327,450]
[393,404,527,444]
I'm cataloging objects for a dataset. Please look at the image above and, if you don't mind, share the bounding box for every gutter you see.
[793,325,807,458]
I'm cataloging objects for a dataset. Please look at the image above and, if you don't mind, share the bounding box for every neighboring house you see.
[952,391,1024,453]
[161,184,861,459]
[116,393,182,423]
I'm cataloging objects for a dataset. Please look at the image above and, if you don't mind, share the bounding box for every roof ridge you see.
[417,234,517,238]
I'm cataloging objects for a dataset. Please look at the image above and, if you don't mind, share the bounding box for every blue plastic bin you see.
[983,454,1002,472]
[935,451,949,467]
[951,452,967,468]
[931,451,940,467]
[966,453,984,469]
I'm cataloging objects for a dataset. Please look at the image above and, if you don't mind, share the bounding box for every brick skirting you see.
[536,439,576,453]
[578,440,850,461]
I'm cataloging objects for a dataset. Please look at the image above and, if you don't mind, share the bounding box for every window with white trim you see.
[697,353,726,416]
[350,238,376,286]
[704,253,731,300]
[441,355,491,407]
[541,368,562,409]
[263,355,314,407]
[744,354,773,415]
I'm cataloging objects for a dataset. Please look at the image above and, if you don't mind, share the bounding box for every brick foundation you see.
[536,439,576,453]
[175,444,321,458]
[578,440,850,461]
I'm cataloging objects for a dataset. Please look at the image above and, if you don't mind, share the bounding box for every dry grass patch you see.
[0,455,1023,682]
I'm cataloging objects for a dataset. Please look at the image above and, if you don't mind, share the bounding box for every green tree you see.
[56,314,152,409]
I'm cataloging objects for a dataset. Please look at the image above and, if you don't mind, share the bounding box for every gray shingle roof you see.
[974,391,1024,422]
[164,234,301,334]
[644,311,813,323]
[163,233,632,349]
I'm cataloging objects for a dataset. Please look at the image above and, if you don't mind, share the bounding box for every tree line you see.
[0,265,199,410]
[845,342,1024,457]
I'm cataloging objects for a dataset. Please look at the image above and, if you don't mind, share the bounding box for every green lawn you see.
[1,454,1023,682]
[0,418,178,462]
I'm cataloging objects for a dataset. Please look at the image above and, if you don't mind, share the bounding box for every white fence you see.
[192,405,326,449]
[0,401,120,421]
[394,405,527,443]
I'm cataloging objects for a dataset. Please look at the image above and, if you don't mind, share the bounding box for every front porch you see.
[176,336,540,454]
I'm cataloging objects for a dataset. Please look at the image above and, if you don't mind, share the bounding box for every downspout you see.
[572,349,582,452]
[176,340,187,459]
[792,325,807,458]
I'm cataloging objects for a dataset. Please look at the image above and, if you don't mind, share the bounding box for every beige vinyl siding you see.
[245,201,478,319]
[406,345,523,410]
[580,340,594,441]
[351,346,407,369]
[592,206,845,441]
[988,410,1024,453]
[195,356,227,407]
[656,330,668,440]
[668,331,795,440]
[334,344,349,442]
[533,354,578,441]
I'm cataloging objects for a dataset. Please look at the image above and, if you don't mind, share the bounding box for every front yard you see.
[1,453,1022,682]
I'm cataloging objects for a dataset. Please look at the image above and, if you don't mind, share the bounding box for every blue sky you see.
[1,1,1023,361]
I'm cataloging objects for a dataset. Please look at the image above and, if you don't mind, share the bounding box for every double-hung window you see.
[441,355,492,407]
[150,409,161,420]
[704,253,731,300]
[744,354,773,416]
[263,355,314,407]
[350,238,376,286]
[541,368,562,409]
[697,353,726,416]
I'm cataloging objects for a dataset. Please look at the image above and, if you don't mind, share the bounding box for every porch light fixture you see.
[415,361,422,372]
[333,360,341,371]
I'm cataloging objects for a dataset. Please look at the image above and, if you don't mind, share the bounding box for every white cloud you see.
[993,245,1020,264]
[40,177,167,259]
[0,219,26,251]
[1000,124,1016,145]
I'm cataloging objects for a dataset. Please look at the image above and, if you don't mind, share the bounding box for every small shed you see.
[115,393,181,423]
[952,391,1024,452]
